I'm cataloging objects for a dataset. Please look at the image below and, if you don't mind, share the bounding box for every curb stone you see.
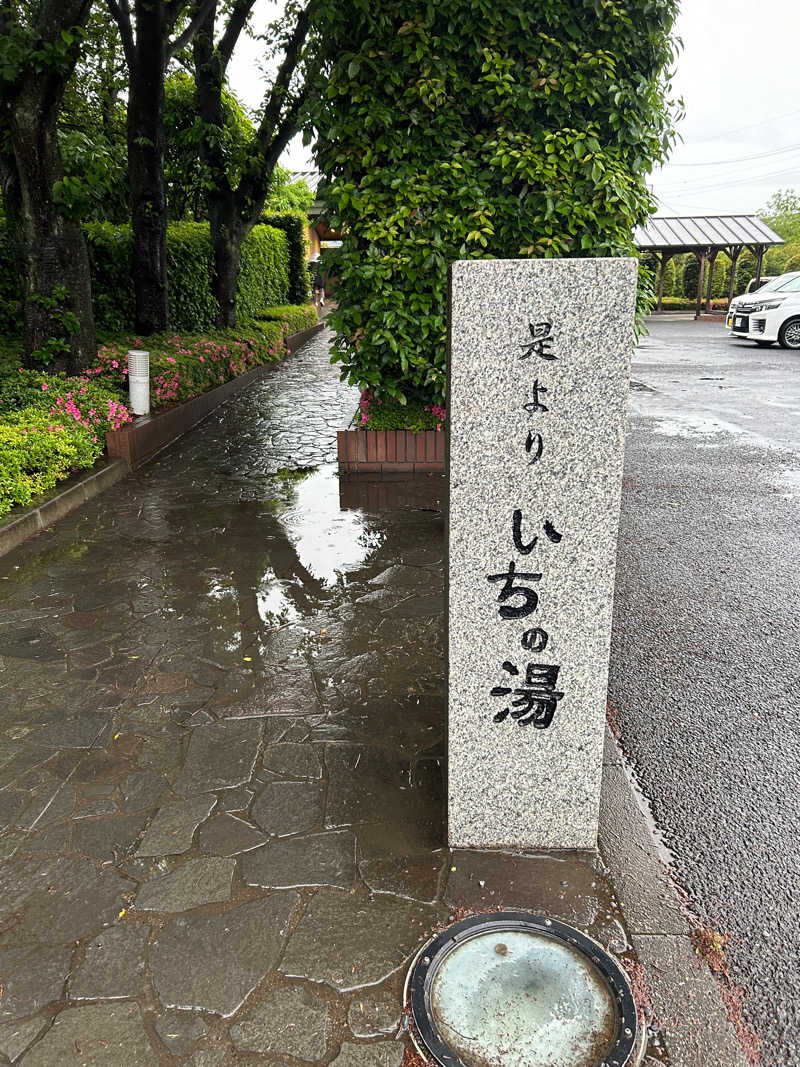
[600,729,749,1067]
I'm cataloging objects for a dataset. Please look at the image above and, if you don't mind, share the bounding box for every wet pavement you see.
[0,330,631,1066]
[612,316,800,1065]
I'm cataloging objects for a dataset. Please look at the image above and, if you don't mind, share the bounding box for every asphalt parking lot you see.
[611,314,800,1064]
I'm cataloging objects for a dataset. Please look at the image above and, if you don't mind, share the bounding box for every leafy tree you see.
[106,0,215,334]
[312,0,680,403]
[193,0,317,327]
[164,70,255,221]
[58,5,129,223]
[0,0,96,371]
[761,188,800,243]
[266,166,314,214]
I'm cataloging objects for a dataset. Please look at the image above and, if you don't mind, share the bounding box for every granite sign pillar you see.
[447,258,637,849]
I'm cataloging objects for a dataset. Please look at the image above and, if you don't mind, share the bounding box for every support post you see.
[695,252,706,320]
[657,252,671,311]
[755,248,764,289]
[705,251,717,312]
[728,247,742,306]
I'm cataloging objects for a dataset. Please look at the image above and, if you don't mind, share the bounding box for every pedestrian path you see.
[0,330,627,1065]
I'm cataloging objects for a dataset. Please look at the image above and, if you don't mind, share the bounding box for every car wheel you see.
[754,340,775,347]
[778,317,800,350]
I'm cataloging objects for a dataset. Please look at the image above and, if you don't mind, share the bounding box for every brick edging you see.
[0,458,128,560]
[337,428,445,473]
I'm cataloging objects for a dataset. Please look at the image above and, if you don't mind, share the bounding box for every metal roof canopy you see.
[634,215,785,316]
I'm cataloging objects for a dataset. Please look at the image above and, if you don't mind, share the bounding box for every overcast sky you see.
[230,0,800,217]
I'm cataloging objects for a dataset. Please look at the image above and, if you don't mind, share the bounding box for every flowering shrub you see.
[91,322,288,410]
[356,389,446,432]
[0,369,132,435]
[0,407,102,517]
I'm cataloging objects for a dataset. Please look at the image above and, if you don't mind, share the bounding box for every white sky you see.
[230,0,800,215]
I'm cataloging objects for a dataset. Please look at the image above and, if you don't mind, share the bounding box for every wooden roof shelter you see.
[634,215,785,315]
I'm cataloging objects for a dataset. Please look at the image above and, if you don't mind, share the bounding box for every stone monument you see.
[448,258,637,849]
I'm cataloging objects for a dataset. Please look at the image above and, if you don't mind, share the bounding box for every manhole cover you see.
[406,912,641,1067]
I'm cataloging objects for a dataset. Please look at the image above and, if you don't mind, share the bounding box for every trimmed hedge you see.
[256,304,317,335]
[0,221,290,336]
[261,213,310,304]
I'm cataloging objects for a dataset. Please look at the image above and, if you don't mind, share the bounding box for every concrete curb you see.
[0,458,128,559]
[600,730,749,1067]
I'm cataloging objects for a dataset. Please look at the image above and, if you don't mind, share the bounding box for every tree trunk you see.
[127,1,169,335]
[0,75,95,373]
[209,195,243,328]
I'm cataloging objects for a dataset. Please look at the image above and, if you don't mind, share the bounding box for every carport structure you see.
[634,215,784,317]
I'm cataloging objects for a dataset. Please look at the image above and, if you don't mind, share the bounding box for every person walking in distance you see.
[312,255,325,308]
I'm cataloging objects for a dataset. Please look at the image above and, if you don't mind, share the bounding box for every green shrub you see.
[356,390,446,431]
[256,304,317,335]
[313,0,679,404]
[0,406,102,517]
[261,213,310,304]
[682,259,700,299]
[0,220,291,337]
[85,222,289,333]
[785,251,800,273]
[90,323,288,409]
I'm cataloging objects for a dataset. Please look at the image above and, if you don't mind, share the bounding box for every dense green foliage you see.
[0,408,102,517]
[261,214,311,304]
[255,304,318,335]
[0,222,290,336]
[313,0,679,403]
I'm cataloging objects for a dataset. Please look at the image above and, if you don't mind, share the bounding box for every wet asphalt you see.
[611,315,800,1064]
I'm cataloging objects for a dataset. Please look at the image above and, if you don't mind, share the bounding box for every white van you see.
[726,272,800,349]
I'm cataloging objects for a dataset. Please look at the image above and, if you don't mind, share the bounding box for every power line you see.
[667,143,800,168]
[680,106,800,142]
[658,163,800,196]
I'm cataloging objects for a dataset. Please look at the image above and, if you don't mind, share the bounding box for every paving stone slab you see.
[0,854,129,944]
[20,1002,158,1066]
[150,893,298,1016]
[154,1010,208,1055]
[359,851,445,904]
[196,813,266,856]
[134,857,235,912]
[173,720,261,795]
[69,923,149,1000]
[72,812,151,862]
[230,983,329,1059]
[119,770,169,812]
[280,891,441,992]
[250,780,324,837]
[185,1051,226,1067]
[261,742,322,779]
[347,988,402,1038]
[331,1041,405,1066]
[136,796,216,856]
[242,830,356,890]
[0,944,71,1020]
[0,1015,48,1062]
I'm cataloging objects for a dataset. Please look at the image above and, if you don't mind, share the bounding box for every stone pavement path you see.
[0,331,626,1065]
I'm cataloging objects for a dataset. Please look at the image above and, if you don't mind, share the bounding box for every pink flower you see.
[41,382,48,391]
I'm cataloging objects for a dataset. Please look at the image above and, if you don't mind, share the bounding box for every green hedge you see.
[261,213,310,304]
[0,221,290,336]
[256,304,318,335]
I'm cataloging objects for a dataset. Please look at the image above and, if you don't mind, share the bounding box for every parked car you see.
[726,272,800,349]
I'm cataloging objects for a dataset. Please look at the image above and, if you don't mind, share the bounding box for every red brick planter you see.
[107,321,324,470]
[337,428,445,474]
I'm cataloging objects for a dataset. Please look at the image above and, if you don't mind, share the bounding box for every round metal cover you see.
[406,912,641,1067]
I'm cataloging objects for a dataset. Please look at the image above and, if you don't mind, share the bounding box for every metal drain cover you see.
[406,912,641,1067]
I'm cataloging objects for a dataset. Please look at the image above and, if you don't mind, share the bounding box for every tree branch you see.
[167,0,216,61]
[105,0,136,67]
[256,0,314,153]
[217,0,258,72]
